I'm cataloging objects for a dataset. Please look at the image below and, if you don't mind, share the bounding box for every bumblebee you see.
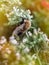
[12,18,31,36]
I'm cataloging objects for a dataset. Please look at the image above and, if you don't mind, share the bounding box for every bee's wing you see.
[12,23,25,36]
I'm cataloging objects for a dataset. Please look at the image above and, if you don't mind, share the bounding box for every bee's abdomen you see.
[12,19,31,36]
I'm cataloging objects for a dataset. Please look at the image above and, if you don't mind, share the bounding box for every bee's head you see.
[24,19,31,30]
[20,17,28,24]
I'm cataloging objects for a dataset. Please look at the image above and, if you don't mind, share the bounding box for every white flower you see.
[24,47,30,53]
[43,34,49,41]
[13,7,17,12]
[16,52,20,60]
[9,36,15,40]
[9,36,19,45]
[34,29,38,35]
[0,36,7,44]
[28,31,32,36]
[23,38,28,43]
[32,54,37,60]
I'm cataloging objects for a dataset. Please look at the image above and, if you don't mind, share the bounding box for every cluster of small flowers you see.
[13,6,33,21]
[33,28,49,42]
[0,0,22,14]
[22,28,49,49]
[5,6,33,25]
[0,0,22,5]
